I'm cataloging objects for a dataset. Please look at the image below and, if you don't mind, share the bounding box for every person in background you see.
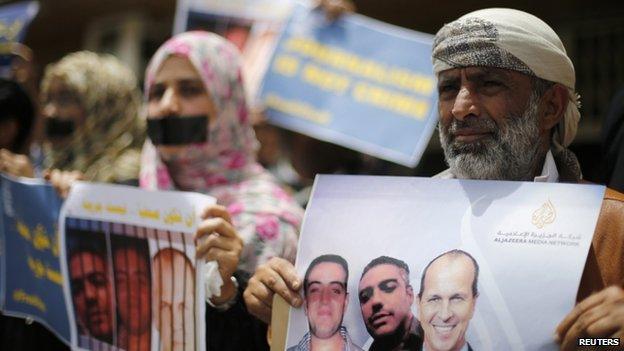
[0,78,35,176]
[41,51,144,184]
[1,51,145,186]
[599,86,624,193]
[141,30,303,350]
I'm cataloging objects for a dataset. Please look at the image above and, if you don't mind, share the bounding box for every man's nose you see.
[369,289,384,310]
[437,300,453,321]
[320,288,332,304]
[451,86,481,121]
[371,301,383,314]
[84,281,97,300]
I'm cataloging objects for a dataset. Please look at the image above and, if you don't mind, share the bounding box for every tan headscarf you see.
[41,51,145,183]
[432,8,582,181]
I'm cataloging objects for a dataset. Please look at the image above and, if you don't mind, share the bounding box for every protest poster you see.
[283,175,605,350]
[260,3,438,167]
[60,182,214,351]
[174,0,294,103]
[0,176,215,350]
[0,1,39,77]
[0,174,70,343]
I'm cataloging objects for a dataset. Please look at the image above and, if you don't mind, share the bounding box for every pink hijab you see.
[140,31,302,272]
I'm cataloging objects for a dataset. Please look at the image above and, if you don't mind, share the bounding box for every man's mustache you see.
[446,117,498,137]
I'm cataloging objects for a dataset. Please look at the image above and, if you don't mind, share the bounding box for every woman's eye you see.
[179,85,203,97]
[149,86,165,101]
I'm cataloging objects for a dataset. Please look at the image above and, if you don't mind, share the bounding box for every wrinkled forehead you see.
[437,66,515,81]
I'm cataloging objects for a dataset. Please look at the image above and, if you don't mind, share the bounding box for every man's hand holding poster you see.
[282,175,605,351]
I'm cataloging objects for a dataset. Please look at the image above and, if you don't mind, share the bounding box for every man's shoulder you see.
[586,186,624,296]
[604,187,624,203]
[342,327,364,351]
[598,187,624,223]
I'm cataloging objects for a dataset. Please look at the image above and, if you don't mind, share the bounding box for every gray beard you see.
[439,93,543,181]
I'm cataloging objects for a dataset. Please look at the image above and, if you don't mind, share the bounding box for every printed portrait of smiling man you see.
[289,254,362,351]
[358,256,422,351]
[417,250,479,351]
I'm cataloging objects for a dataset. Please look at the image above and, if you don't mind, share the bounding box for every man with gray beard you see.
[431,8,624,350]
[243,8,624,351]
[437,82,544,181]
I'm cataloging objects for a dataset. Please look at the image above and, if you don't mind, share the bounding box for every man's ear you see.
[539,84,568,132]
[407,284,414,302]
[344,292,349,314]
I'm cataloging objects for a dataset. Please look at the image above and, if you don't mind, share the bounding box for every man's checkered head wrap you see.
[432,8,581,153]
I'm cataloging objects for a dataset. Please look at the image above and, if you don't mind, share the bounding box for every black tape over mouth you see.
[45,118,76,138]
[147,115,208,145]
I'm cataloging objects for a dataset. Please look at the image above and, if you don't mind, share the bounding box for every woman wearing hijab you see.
[0,52,145,351]
[40,51,145,184]
[3,51,145,184]
[141,31,303,350]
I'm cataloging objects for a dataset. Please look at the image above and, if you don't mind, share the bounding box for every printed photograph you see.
[64,219,200,351]
[284,175,602,351]
[65,219,116,350]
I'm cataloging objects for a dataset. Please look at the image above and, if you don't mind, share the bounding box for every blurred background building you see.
[10,0,624,181]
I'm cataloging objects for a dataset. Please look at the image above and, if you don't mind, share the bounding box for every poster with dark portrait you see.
[60,182,214,351]
[282,175,605,351]
[174,0,294,104]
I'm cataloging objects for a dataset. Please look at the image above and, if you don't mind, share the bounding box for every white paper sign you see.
[59,182,215,351]
[286,175,605,351]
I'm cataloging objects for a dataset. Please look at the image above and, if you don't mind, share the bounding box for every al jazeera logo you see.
[531,199,556,229]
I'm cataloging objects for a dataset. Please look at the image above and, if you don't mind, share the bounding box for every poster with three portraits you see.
[59,182,214,351]
[282,175,605,351]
